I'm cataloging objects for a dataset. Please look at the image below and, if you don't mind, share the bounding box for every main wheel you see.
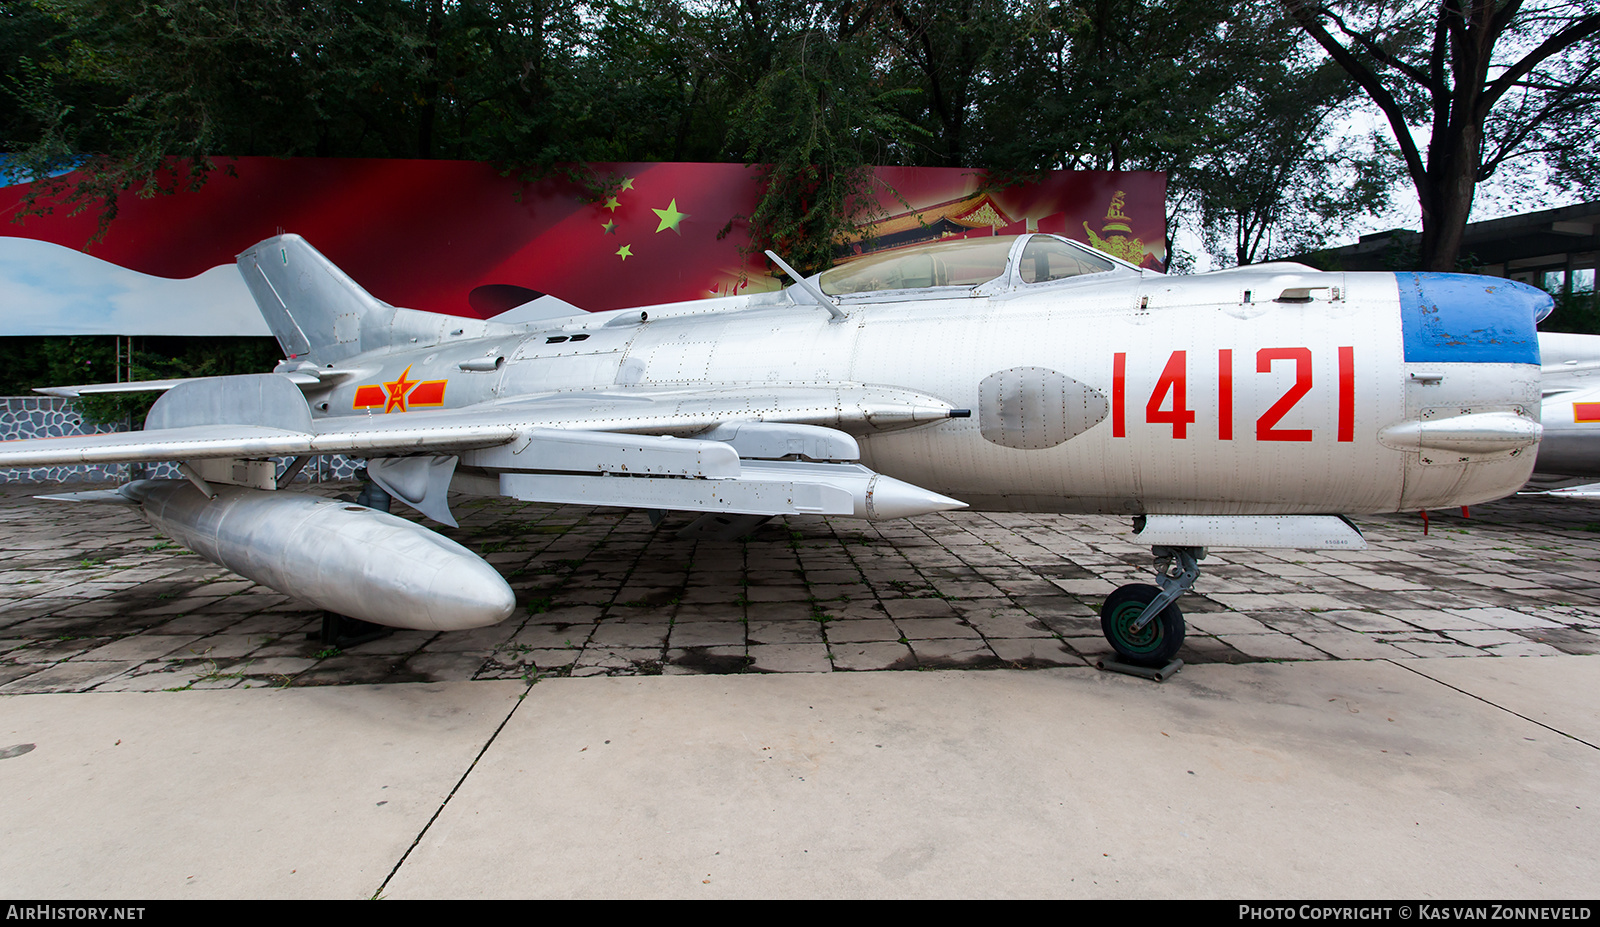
[1100,583,1185,667]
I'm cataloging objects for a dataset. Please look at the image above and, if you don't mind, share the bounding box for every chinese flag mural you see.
[0,158,1164,335]
[840,166,1165,271]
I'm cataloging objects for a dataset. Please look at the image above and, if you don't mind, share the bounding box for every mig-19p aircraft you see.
[0,232,1552,667]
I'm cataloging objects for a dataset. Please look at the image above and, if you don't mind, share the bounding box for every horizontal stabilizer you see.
[35,371,348,399]
[36,379,192,399]
[34,489,137,504]
[489,294,586,325]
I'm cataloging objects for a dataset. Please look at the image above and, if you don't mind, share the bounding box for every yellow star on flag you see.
[616,244,633,260]
[620,178,635,191]
[652,199,688,234]
[602,220,616,234]
[603,196,620,212]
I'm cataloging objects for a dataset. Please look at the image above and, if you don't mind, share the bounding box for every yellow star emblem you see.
[602,220,616,234]
[652,199,688,234]
[620,178,635,191]
[603,196,620,212]
[616,244,633,260]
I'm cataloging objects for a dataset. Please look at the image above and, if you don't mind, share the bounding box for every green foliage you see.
[1540,291,1600,337]
[733,27,924,273]
[6,0,337,236]
[0,335,281,424]
[861,0,1015,169]
[9,0,1584,273]
[1193,41,1401,267]
[972,0,1273,171]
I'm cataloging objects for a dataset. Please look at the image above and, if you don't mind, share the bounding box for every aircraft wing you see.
[0,374,963,469]
[4,373,968,529]
[0,418,525,467]
[33,367,364,398]
[34,378,218,398]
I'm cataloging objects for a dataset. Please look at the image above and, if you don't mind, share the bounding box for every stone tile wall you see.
[0,396,359,484]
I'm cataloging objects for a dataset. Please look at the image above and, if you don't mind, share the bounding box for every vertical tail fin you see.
[238,233,512,365]
[237,234,391,365]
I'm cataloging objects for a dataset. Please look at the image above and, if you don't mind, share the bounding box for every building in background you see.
[1306,200,1599,313]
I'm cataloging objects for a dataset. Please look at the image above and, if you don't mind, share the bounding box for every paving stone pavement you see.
[1,482,1598,694]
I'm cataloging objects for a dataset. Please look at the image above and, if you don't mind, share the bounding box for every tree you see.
[1281,0,1600,271]
[1193,55,1398,266]
[851,0,1015,168]
[3,0,441,234]
[6,0,1463,275]
[726,2,926,273]
[969,0,1328,263]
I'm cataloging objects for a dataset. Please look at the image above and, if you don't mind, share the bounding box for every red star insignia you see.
[383,365,419,413]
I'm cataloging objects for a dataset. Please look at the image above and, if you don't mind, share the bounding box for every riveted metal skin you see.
[979,367,1108,450]
[124,480,515,631]
[15,232,1550,520]
[8,232,1556,632]
[1533,332,1600,480]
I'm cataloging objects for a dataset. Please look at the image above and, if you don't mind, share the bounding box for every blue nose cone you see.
[1397,272,1548,365]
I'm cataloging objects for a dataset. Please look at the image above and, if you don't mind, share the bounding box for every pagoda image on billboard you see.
[837,192,1016,263]
[1081,190,1150,267]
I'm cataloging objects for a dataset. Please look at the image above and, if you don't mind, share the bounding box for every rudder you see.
[236,234,391,365]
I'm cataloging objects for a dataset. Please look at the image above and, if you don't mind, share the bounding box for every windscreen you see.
[820,237,1017,296]
[1019,236,1115,283]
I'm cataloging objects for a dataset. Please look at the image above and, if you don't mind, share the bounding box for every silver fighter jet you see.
[2,233,1553,666]
[1532,331,1600,482]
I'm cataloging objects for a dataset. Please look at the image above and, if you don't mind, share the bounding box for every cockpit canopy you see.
[817,233,1137,300]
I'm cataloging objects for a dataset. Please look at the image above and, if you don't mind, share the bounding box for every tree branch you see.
[1278,0,1428,190]
[1483,11,1600,110]
[1321,4,1436,88]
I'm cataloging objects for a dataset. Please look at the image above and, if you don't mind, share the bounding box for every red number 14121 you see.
[1112,347,1354,442]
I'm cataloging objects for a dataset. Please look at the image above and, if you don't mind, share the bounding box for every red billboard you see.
[0,158,1165,334]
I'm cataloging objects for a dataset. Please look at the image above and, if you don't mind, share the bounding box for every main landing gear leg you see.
[1098,545,1204,679]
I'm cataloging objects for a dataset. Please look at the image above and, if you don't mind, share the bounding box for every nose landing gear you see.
[1099,545,1203,676]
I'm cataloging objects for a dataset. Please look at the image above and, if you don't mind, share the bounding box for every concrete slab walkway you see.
[2,488,1597,897]
[2,658,1595,898]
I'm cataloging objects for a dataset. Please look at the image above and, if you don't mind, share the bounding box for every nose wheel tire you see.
[1101,583,1185,667]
